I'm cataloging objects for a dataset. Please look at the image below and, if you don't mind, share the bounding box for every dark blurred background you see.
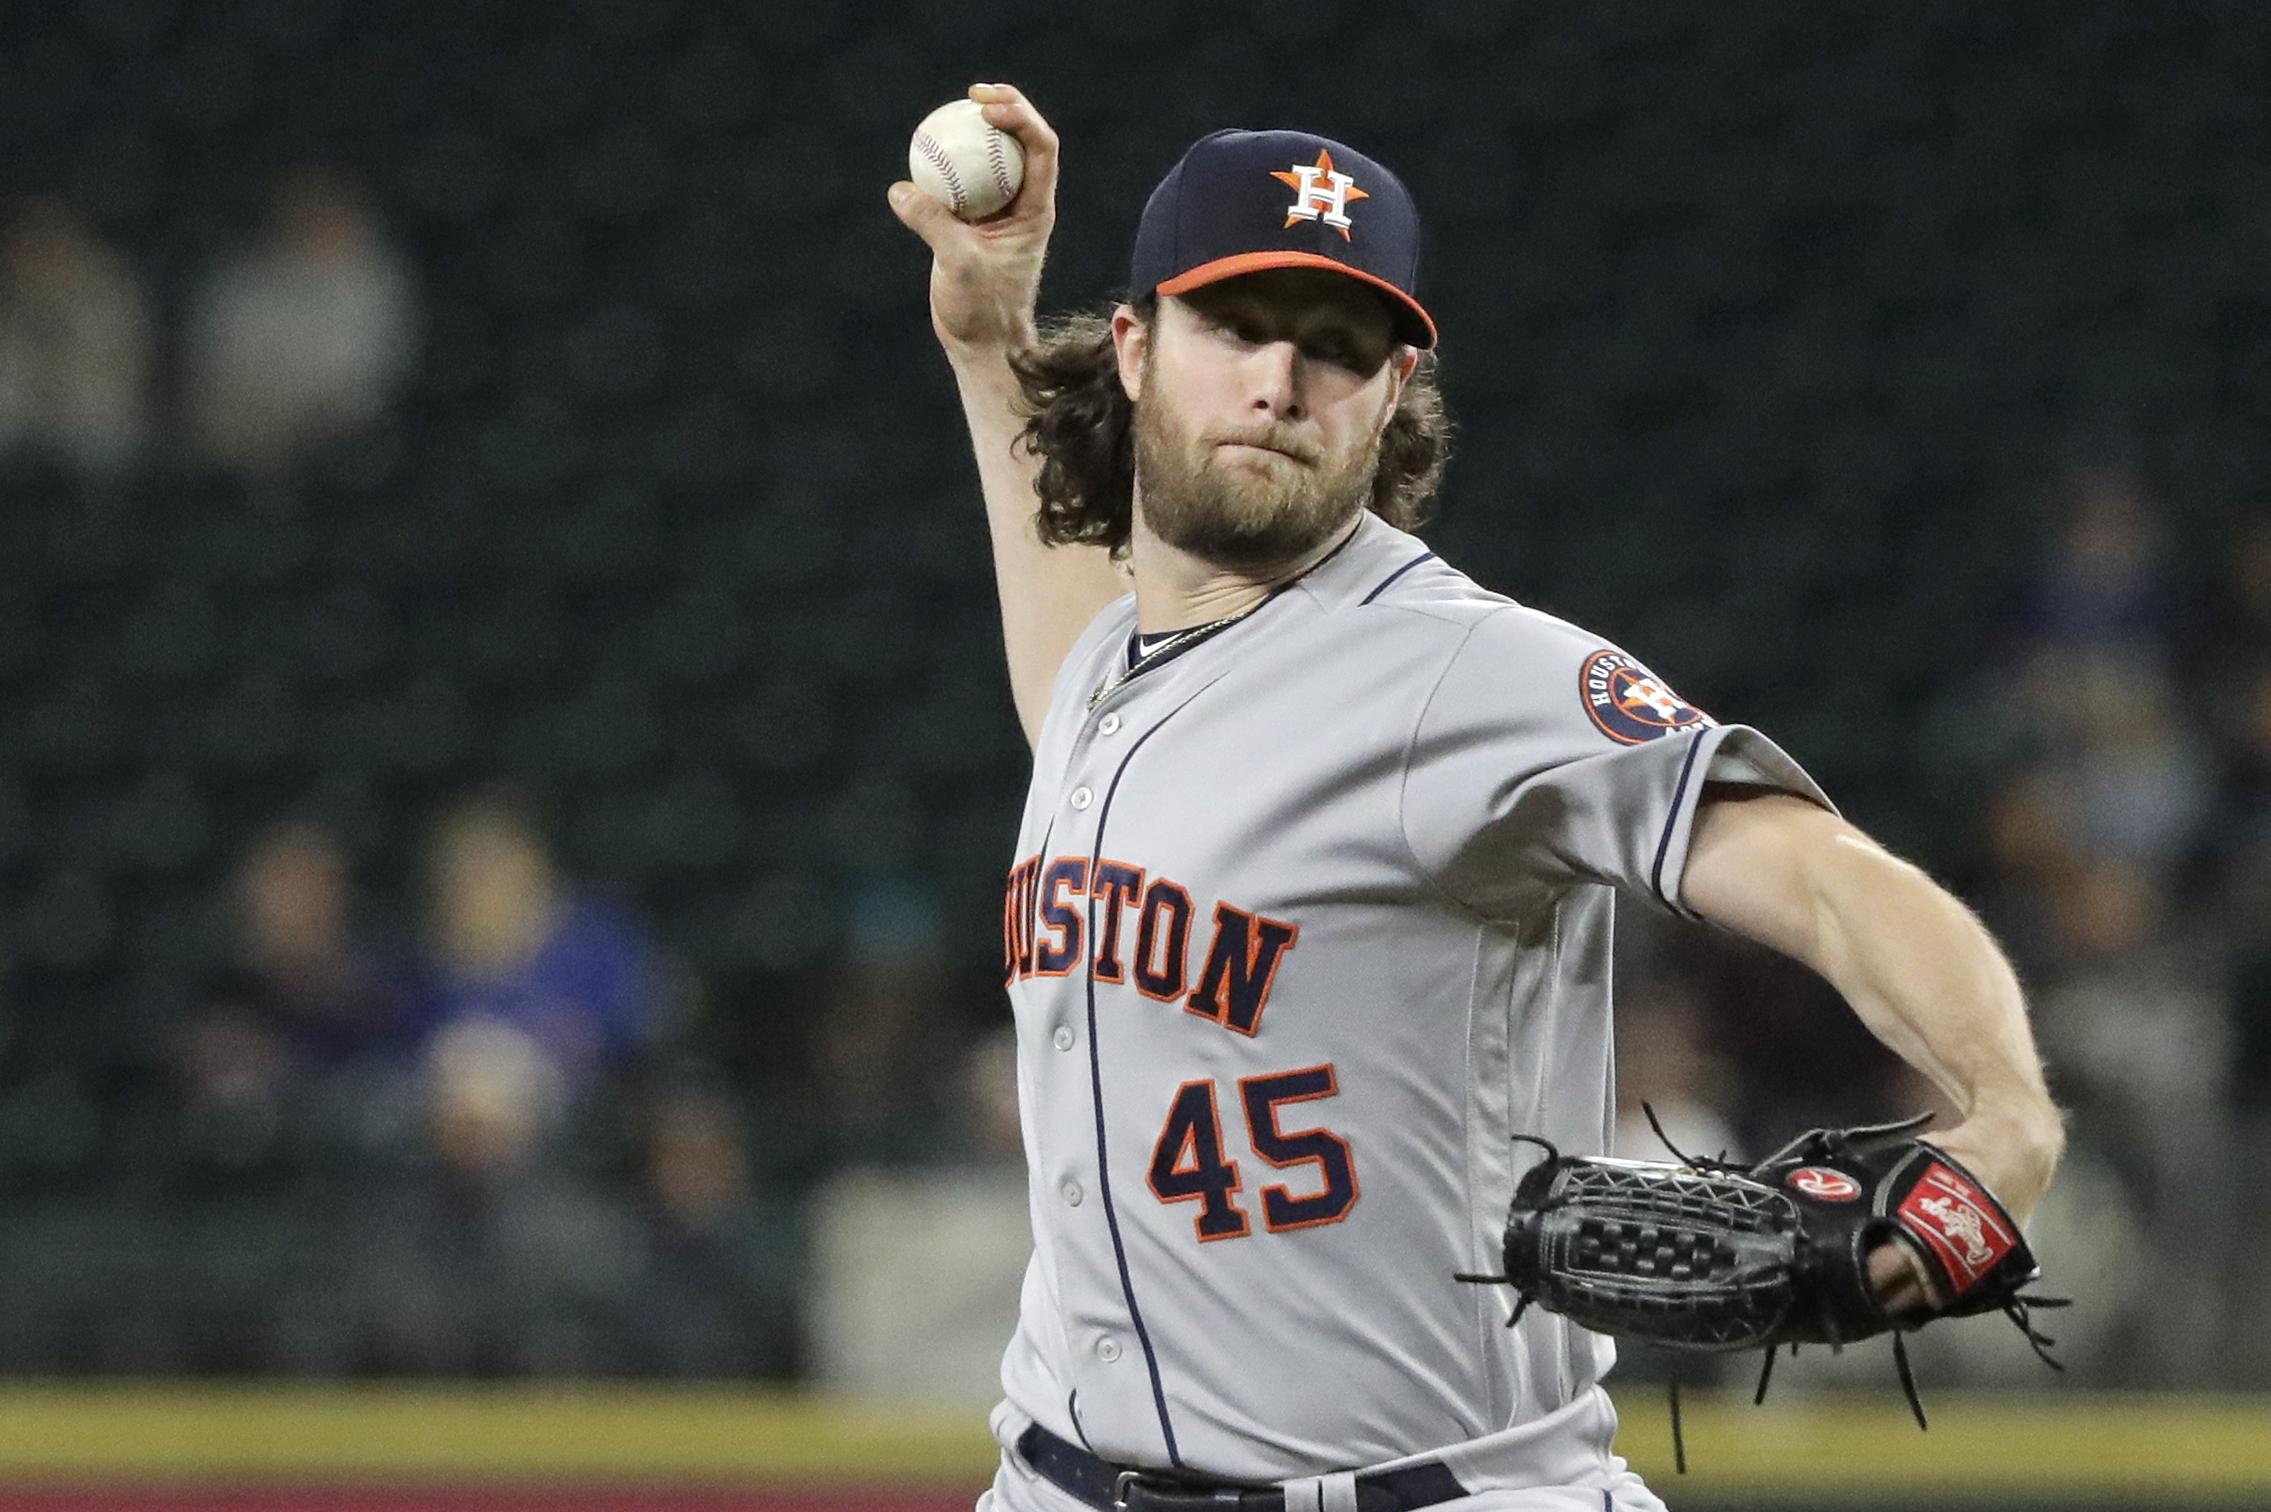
[0,0,2264,1392]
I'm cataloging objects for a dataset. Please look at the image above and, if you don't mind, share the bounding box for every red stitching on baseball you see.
[986,129,1014,203]
[914,132,966,214]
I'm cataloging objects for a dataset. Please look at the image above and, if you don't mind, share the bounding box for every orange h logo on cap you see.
[1272,149,1370,239]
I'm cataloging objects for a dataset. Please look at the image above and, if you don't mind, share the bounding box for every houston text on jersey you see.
[1003,855,1299,1036]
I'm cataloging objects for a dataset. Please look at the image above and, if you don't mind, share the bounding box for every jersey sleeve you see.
[1398,606,1830,923]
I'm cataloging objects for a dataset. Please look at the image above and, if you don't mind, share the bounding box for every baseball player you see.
[888,85,2064,1512]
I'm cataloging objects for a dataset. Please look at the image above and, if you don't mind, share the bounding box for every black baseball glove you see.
[1460,1113,2064,1439]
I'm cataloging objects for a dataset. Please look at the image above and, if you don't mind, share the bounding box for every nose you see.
[1246,340,1305,422]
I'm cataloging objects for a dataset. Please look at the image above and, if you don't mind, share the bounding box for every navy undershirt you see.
[1131,629,1182,659]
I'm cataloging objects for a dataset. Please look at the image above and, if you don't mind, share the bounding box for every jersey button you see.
[1096,1336,1122,1363]
[1061,1180,1083,1207]
[1097,713,1122,735]
[1069,786,1094,811]
[1051,1025,1075,1051]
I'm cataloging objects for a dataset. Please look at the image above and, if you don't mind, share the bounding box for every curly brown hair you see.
[1007,300,1450,552]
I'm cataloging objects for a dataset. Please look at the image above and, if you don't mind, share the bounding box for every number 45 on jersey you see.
[1148,1064,1358,1241]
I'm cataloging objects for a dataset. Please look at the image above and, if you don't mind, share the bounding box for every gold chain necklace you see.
[1086,601,1265,710]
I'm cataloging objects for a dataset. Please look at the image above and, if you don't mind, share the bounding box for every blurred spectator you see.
[956,1025,1025,1166]
[1991,471,2213,879]
[1678,930,1904,1150]
[2202,540,2271,1374]
[810,876,967,1165]
[353,794,672,1374]
[2035,856,2230,1154]
[2197,514,2271,688]
[353,1119,642,1375]
[0,198,151,477]
[2198,527,2271,1116]
[418,792,665,1175]
[1605,898,1908,1180]
[1965,476,2252,1377]
[623,1084,800,1376]
[2030,851,2234,1377]
[422,1015,568,1181]
[182,164,417,475]
[2218,662,2271,1110]
[2024,655,2213,882]
[2022,462,2179,669]
[175,820,412,1172]
[1974,766,2078,982]
[1612,972,1741,1164]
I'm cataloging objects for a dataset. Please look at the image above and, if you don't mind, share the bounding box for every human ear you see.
[1111,305,1148,402]
[1376,346,1419,435]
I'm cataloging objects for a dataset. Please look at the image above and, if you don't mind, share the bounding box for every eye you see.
[1303,333,1376,375]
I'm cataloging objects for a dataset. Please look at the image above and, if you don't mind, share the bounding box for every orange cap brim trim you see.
[1155,252,1438,349]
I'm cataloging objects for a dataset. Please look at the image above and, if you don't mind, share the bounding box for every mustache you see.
[1203,428,1320,465]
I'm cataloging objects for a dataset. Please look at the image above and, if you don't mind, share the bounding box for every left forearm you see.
[1683,792,2064,1217]
[1801,833,2044,1118]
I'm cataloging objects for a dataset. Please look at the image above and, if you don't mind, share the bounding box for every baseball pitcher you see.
[889,85,2064,1512]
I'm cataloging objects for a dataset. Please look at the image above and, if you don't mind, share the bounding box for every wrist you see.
[1963,1091,2066,1154]
[944,332,1037,409]
[941,324,1036,367]
[1936,1097,2064,1222]
[930,262,1043,360]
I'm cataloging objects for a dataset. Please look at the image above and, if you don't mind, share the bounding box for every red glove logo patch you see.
[1788,1167,1861,1201]
[1897,1162,2018,1294]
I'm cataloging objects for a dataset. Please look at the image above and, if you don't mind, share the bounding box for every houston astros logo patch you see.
[1580,650,1712,745]
[1272,149,1368,237]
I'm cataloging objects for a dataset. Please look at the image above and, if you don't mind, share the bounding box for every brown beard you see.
[1131,383,1382,575]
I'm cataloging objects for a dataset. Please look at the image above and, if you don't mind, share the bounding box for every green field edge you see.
[0,1386,2257,1500]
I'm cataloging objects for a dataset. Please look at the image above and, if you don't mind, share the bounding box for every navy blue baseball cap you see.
[1130,128,1436,350]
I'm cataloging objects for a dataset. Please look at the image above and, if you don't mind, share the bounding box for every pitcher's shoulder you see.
[1345,551,1600,659]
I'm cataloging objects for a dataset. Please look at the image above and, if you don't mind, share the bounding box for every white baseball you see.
[908,98,1025,221]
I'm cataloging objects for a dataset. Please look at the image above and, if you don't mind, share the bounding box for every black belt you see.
[1016,1423,1467,1512]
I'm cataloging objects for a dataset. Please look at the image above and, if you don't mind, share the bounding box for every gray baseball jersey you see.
[992,512,1825,1501]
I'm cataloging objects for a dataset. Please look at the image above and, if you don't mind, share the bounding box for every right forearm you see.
[947,338,1040,537]
[949,341,1122,745]
[891,86,1122,749]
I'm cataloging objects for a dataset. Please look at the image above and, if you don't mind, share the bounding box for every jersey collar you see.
[1287,510,1433,615]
